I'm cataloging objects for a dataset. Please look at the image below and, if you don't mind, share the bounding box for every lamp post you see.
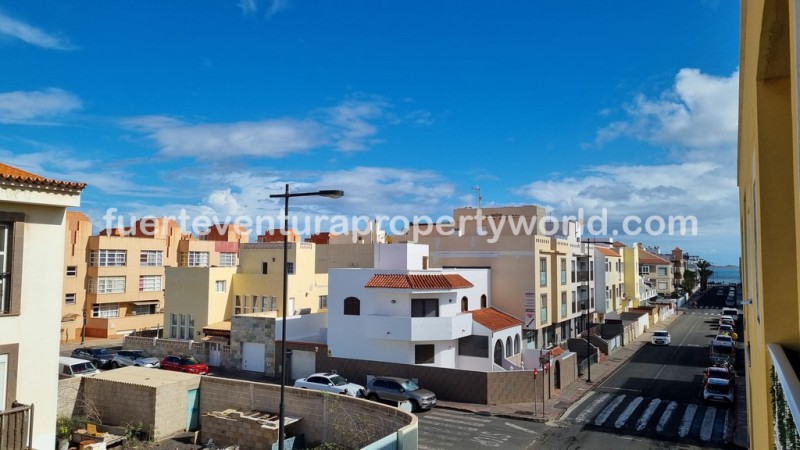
[270,184,343,450]
[584,238,592,383]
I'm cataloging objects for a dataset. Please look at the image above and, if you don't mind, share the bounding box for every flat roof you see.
[91,366,199,387]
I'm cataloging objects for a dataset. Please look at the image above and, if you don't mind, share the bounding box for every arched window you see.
[480,294,487,308]
[514,334,521,354]
[505,336,513,357]
[461,296,468,312]
[493,340,503,366]
[343,297,360,316]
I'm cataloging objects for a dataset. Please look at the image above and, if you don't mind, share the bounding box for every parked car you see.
[719,316,736,327]
[71,347,117,370]
[365,376,437,411]
[721,307,739,321]
[717,324,738,340]
[713,335,734,345]
[160,355,208,375]
[710,340,737,366]
[112,350,160,368]
[293,373,365,397]
[725,296,736,307]
[703,377,735,404]
[650,330,671,345]
[703,365,734,383]
[59,356,100,379]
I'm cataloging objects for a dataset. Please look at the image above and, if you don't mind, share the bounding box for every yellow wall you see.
[61,211,92,342]
[738,0,800,447]
[622,246,641,307]
[164,266,236,334]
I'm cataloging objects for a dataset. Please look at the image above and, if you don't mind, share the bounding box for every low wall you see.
[199,376,417,449]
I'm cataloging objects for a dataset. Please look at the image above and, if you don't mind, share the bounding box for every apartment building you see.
[738,0,800,447]
[638,249,673,297]
[594,246,626,319]
[61,211,92,342]
[0,162,85,450]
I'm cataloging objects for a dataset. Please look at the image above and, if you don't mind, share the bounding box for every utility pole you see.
[472,186,483,209]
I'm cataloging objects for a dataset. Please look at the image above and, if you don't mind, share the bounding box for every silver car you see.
[111,349,160,368]
[365,376,436,411]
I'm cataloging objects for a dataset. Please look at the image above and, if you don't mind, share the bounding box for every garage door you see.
[290,350,316,381]
[242,342,265,373]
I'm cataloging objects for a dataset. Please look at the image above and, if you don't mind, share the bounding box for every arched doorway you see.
[493,340,503,366]
[481,294,487,308]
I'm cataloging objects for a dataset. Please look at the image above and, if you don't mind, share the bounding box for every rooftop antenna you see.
[472,186,483,209]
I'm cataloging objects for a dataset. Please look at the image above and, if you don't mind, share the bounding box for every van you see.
[59,356,100,379]
[722,307,738,320]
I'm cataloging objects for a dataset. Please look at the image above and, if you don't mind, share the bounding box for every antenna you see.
[472,186,483,209]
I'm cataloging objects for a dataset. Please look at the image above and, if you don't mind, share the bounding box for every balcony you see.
[0,402,33,450]
[364,313,473,341]
[768,343,800,448]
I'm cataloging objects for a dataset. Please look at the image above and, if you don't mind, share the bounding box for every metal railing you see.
[0,402,33,450]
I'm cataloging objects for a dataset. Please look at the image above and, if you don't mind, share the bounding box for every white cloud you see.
[237,0,258,14]
[0,11,74,50]
[0,88,81,124]
[236,0,291,18]
[597,68,739,149]
[130,100,388,160]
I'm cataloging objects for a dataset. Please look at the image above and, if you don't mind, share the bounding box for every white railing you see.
[768,343,800,447]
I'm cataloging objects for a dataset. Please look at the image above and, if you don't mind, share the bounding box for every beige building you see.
[61,211,92,342]
[595,246,626,317]
[164,266,237,340]
[0,162,85,450]
[638,249,673,297]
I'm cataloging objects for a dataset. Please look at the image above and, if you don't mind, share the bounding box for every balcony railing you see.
[364,314,473,341]
[768,343,800,448]
[0,402,33,450]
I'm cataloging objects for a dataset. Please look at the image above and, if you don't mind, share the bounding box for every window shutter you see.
[0,354,7,410]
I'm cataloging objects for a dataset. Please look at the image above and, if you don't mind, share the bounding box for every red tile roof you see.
[0,162,86,190]
[365,273,474,289]
[639,250,670,265]
[471,308,522,332]
[611,241,626,248]
[596,247,620,257]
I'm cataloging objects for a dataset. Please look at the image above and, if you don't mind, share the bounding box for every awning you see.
[133,301,160,306]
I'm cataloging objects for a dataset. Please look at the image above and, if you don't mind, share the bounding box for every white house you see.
[0,163,85,449]
[327,243,523,371]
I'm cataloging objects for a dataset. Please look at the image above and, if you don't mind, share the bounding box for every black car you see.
[71,347,117,369]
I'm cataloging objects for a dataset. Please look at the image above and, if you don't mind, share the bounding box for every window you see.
[170,313,178,338]
[219,252,236,267]
[561,291,567,317]
[411,298,439,318]
[180,251,209,267]
[91,303,119,318]
[540,294,548,323]
[657,266,668,276]
[461,296,468,312]
[66,266,77,277]
[0,220,20,316]
[458,335,488,357]
[571,291,577,314]
[319,295,328,309]
[560,258,567,285]
[480,294,487,308]
[90,249,127,267]
[269,296,278,311]
[90,276,125,294]
[131,304,156,315]
[287,262,295,274]
[590,288,595,309]
[658,281,668,290]
[65,293,76,304]
[571,260,576,283]
[415,344,434,364]
[505,336,512,357]
[514,335,521,354]
[139,275,162,292]
[234,295,242,314]
[539,257,547,286]
[640,266,650,275]
[140,250,163,267]
[344,297,360,315]
[215,280,226,293]
[262,262,268,274]
[606,261,610,272]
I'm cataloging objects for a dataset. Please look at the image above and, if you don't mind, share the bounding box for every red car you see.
[160,355,208,375]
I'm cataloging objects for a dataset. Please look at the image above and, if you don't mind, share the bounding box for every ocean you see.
[709,266,741,284]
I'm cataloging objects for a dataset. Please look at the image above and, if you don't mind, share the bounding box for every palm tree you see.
[682,270,698,294]
[697,260,714,292]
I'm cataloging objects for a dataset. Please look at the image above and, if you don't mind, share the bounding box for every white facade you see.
[0,169,83,450]
[327,244,515,370]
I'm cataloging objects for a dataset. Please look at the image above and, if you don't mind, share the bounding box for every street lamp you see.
[584,238,592,383]
[269,184,343,450]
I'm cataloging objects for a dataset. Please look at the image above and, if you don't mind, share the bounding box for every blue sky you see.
[0,1,741,265]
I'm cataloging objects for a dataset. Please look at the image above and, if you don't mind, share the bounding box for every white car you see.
[651,330,671,345]
[294,372,365,397]
[714,334,734,345]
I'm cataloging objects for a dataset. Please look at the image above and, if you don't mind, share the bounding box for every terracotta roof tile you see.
[365,273,474,289]
[471,308,522,332]
[596,247,620,257]
[0,162,86,190]
[611,241,626,248]
[639,250,670,265]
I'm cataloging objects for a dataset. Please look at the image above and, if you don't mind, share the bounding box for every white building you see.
[0,163,85,449]
[328,243,523,370]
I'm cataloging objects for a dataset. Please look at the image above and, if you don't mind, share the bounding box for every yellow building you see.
[164,266,237,339]
[738,0,800,447]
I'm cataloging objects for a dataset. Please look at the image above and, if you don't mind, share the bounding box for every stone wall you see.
[229,315,277,377]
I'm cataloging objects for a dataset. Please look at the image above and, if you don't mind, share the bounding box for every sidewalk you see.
[436,310,683,423]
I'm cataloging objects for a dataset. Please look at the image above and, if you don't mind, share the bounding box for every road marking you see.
[419,430,457,445]
[700,406,717,441]
[504,421,538,434]
[678,404,698,438]
[427,411,492,423]
[656,401,678,433]
[644,317,703,394]
[722,409,730,441]
[574,393,610,423]
[421,420,480,432]
[614,396,643,429]
[594,394,625,426]
[635,398,661,431]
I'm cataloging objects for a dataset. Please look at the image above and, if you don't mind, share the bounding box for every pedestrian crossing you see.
[565,392,731,444]
[418,409,536,450]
